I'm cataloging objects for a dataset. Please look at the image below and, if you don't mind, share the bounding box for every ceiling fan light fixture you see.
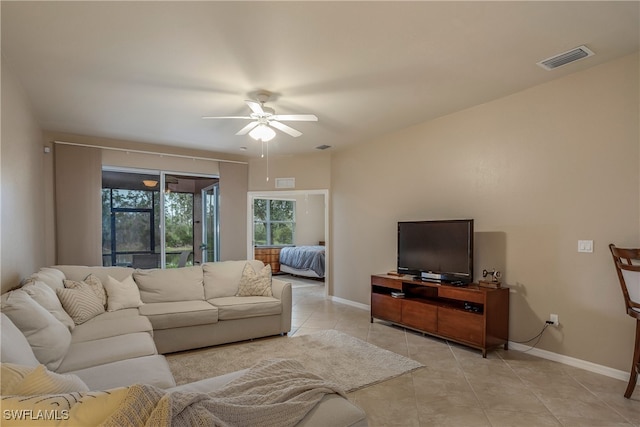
[249,124,276,142]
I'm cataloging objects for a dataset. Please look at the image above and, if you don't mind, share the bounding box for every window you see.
[254,198,295,246]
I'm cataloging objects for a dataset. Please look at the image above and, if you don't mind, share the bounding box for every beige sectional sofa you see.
[1,260,367,426]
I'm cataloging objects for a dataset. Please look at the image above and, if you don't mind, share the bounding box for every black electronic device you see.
[397,219,474,284]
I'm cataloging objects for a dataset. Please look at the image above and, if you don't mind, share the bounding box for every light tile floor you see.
[283,275,640,427]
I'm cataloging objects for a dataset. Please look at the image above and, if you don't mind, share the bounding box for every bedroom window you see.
[254,198,295,246]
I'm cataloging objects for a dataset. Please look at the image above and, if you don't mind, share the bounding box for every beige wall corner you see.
[1,61,46,293]
[330,53,640,372]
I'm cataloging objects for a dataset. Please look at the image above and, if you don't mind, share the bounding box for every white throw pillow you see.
[29,267,66,290]
[21,280,75,330]
[1,363,89,395]
[104,275,143,312]
[236,263,273,297]
[0,313,41,367]
[0,289,71,371]
[57,281,106,324]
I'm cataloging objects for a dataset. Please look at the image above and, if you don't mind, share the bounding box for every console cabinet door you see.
[438,307,483,346]
[371,293,402,323]
[401,299,437,333]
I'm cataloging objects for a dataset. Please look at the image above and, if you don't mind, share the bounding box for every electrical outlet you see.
[549,313,559,326]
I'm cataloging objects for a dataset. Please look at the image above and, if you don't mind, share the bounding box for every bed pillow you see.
[58,281,106,324]
[1,289,71,371]
[236,263,273,297]
[1,363,89,395]
[104,275,143,312]
[21,280,75,330]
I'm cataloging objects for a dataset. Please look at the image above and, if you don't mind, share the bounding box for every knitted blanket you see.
[99,359,346,427]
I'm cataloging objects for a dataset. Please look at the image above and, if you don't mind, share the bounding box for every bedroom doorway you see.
[247,190,329,298]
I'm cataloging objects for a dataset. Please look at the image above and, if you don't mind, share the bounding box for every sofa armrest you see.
[272,278,292,334]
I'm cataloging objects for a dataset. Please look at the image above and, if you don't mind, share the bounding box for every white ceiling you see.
[2,1,638,157]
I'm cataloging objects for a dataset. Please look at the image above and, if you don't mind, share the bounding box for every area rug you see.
[166,330,423,392]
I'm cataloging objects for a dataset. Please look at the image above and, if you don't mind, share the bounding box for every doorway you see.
[247,190,329,298]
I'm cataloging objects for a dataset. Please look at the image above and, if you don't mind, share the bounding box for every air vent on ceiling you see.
[537,45,595,71]
[316,145,331,150]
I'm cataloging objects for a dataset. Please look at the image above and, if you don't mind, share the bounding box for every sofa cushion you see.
[207,296,282,320]
[56,332,157,373]
[1,363,89,395]
[83,307,140,323]
[28,267,66,290]
[0,313,40,367]
[104,275,143,311]
[69,355,176,390]
[21,280,75,330]
[139,301,218,330]
[71,315,153,343]
[203,260,265,299]
[133,266,205,303]
[1,289,71,371]
[54,265,134,284]
[57,281,106,324]
[236,263,273,297]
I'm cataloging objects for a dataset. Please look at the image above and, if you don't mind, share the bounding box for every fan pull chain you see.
[266,141,270,182]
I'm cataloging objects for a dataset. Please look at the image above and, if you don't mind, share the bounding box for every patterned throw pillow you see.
[236,263,273,297]
[83,274,108,308]
[57,282,105,324]
[60,275,107,308]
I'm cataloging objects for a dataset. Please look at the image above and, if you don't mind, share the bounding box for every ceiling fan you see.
[202,91,318,142]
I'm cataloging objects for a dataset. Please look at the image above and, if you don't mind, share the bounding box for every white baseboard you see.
[325,297,629,382]
[329,296,370,311]
[509,341,630,382]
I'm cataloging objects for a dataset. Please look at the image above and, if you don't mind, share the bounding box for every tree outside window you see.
[254,199,295,246]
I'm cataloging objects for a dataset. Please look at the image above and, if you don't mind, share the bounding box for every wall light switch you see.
[578,240,593,253]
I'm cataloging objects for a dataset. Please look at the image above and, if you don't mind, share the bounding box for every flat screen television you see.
[397,219,474,284]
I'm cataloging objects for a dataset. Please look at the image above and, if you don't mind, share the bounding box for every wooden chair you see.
[608,244,640,398]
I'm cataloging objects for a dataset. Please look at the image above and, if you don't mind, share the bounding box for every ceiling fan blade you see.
[270,121,302,137]
[202,116,252,119]
[245,100,264,115]
[236,121,259,136]
[270,114,318,122]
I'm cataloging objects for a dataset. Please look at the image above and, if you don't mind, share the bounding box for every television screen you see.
[397,219,473,282]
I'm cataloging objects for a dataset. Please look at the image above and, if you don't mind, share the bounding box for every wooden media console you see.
[371,274,509,357]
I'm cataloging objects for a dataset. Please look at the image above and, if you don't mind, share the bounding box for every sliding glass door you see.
[201,183,219,263]
[102,169,219,268]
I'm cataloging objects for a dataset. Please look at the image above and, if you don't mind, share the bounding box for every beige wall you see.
[294,194,325,246]
[249,152,331,191]
[0,61,46,293]
[330,53,639,372]
[219,162,248,260]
